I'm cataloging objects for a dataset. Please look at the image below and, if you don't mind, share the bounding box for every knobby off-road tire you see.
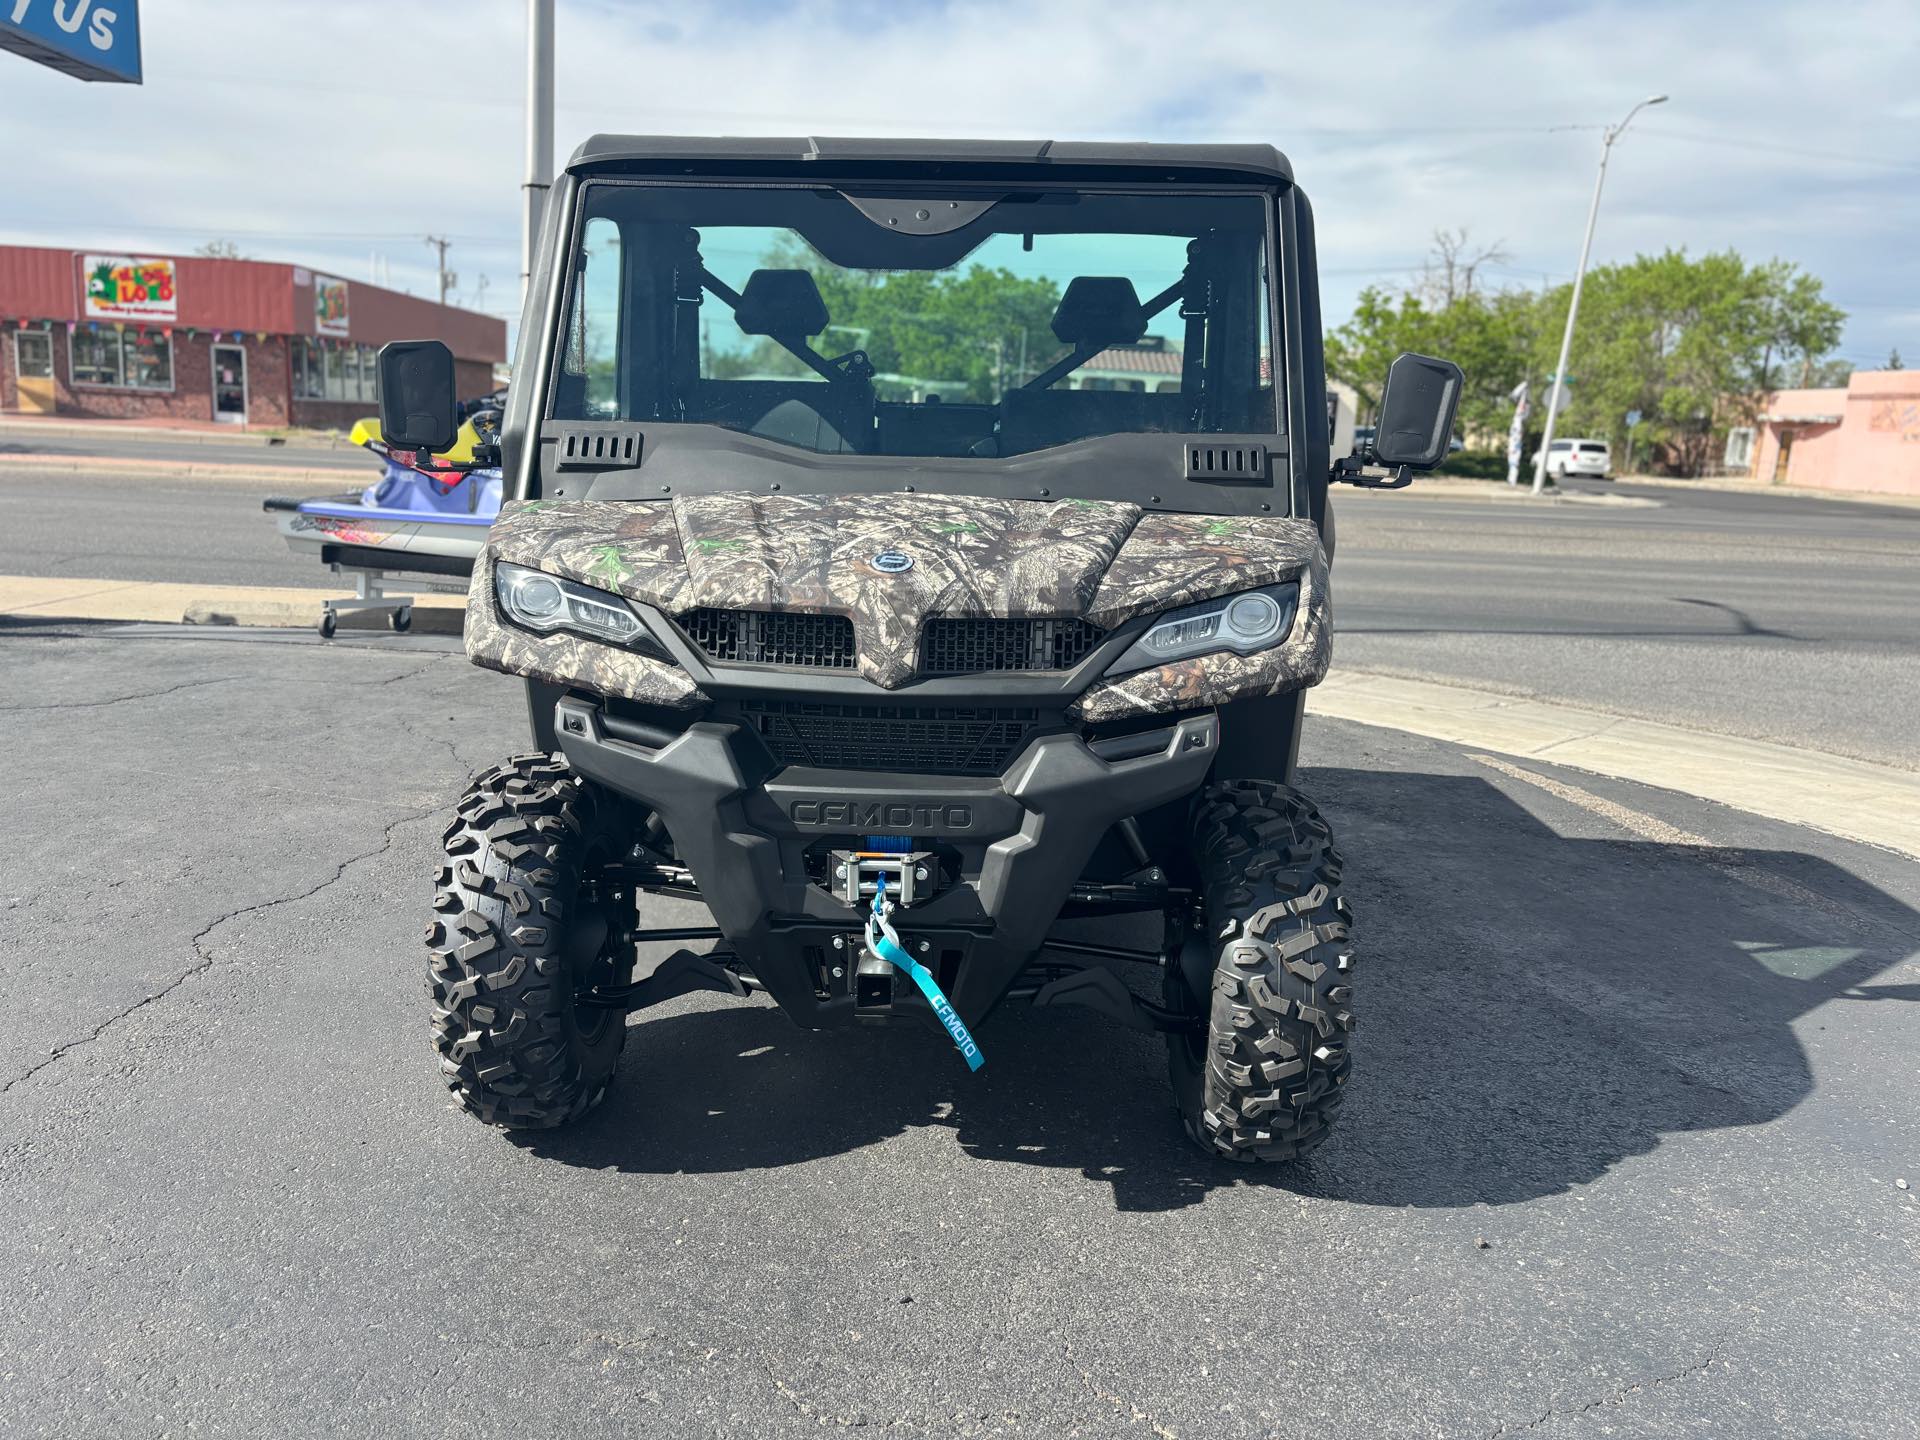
[427,754,629,1128]
[1168,781,1355,1162]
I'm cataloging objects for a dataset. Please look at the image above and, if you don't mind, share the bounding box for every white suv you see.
[1536,438,1611,480]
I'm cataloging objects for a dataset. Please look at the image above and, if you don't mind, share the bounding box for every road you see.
[1334,480,1920,770]
[1,625,1915,1437]
[2,452,1915,767]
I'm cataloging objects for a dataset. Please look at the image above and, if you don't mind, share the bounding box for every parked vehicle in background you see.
[1534,438,1611,480]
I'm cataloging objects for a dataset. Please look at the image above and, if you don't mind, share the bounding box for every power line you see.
[1636,126,1920,173]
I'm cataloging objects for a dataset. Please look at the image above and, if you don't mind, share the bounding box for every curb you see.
[0,452,360,486]
[0,419,351,451]
[1614,473,1920,508]
[0,575,465,631]
[1308,670,1920,860]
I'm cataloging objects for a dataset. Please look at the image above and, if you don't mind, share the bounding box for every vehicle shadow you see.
[512,765,1920,1214]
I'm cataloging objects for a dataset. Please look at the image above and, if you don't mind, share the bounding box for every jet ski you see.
[264,413,502,568]
[262,408,503,635]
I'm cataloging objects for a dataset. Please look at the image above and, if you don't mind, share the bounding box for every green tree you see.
[1889,347,1905,370]
[1327,238,1849,475]
[1531,250,1847,475]
[1327,285,1539,441]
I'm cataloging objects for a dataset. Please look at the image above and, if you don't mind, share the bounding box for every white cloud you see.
[2,0,1915,364]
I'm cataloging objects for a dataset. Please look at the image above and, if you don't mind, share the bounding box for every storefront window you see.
[127,333,173,389]
[71,329,122,386]
[289,339,384,405]
[70,329,173,390]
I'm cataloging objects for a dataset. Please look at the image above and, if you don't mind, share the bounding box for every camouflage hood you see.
[483,493,1325,690]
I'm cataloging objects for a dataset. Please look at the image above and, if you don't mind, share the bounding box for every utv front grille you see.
[742,700,1044,776]
[918,617,1105,675]
[678,608,855,669]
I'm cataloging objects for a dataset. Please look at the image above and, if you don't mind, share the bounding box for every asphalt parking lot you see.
[3,623,1915,1437]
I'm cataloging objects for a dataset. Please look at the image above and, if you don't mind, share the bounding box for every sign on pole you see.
[1506,380,1530,486]
[1543,376,1573,420]
[1,1,142,83]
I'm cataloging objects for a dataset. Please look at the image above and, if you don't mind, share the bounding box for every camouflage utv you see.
[379,137,1460,1161]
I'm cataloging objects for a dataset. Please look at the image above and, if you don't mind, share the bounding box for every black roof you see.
[566,135,1292,186]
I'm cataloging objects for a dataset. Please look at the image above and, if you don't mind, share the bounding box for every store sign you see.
[314,275,350,337]
[82,254,175,321]
[1,0,142,84]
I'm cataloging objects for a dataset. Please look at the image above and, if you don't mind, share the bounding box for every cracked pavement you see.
[1,625,1916,1437]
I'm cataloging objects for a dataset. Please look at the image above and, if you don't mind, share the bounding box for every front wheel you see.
[1167,781,1354,1162]
[427,754,630,1128]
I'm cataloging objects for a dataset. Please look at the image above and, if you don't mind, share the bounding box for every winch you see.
[830,834,939,909]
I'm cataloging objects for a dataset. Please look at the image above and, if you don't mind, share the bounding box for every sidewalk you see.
[0,575,464,631]
[0,451,356,486]
[0,413,353,449]
[1309,670,1920,860]
[1611,471,1920,508]
[1391,476,1658,506]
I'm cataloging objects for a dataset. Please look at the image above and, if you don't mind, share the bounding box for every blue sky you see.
[3,0,1915,371]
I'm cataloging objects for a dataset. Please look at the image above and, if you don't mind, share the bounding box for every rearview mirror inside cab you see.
[377,340,458,455]
[1371,353,1463,470]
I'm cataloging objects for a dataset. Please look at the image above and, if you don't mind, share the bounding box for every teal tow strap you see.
[866,876,984,1072]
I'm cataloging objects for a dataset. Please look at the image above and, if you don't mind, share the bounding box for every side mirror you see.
[377,340,458,455]
[1372,352,1463,470]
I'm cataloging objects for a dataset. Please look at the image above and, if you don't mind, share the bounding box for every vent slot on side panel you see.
[1184,443,1268,482]
[552,425,643,470]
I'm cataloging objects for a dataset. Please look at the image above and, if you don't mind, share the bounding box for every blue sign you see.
[1,1,141,84]
[1625,409,1642,427]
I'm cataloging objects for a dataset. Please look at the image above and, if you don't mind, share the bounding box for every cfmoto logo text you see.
[790,800,972,831]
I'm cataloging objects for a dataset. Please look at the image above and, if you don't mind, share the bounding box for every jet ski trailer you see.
[262,416,501,637]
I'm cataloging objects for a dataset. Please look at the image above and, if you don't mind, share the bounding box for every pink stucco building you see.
[1742,370,1920,497]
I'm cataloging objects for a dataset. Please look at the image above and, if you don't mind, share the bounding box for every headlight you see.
[495,561,669,656]
[1105,582,1299,676]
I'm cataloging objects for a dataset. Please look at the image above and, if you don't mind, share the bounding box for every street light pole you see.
[1531,93,1667,496]
[521,0,555,309]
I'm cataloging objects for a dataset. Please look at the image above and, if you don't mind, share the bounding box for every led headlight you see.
[1105,581,1299,676]
[495,561,668,655]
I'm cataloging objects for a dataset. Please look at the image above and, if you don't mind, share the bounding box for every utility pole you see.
[424,235,455,305]
[522,0,555,307]
[1531,93,1668,496]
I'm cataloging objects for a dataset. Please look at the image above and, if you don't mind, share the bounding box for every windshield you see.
[552,182,1277,459]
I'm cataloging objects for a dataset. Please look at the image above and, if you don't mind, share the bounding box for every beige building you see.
[1727,370,1920,498]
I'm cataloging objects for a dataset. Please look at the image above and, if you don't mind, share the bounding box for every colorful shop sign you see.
[314,275,350,337]
[82,254,176,321]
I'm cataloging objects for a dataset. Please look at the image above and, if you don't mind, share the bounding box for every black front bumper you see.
[554,695,1215,1028]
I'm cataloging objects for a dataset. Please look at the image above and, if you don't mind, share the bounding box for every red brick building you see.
[0,245,505,429]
